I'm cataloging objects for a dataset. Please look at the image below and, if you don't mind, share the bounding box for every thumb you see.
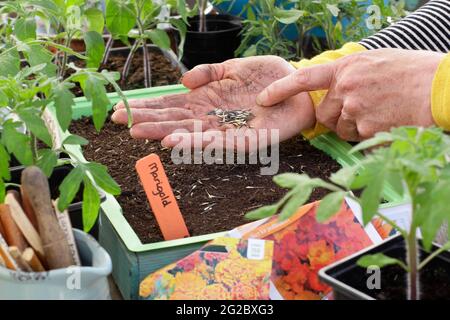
[256,62,336,107]
[181,63,226,89]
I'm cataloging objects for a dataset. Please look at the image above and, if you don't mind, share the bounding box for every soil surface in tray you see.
[70,116,340,243]
[71,49,182,96]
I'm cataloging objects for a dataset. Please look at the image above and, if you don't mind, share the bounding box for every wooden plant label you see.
[136,154,190,240]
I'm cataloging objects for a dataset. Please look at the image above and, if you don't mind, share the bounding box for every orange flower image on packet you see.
[139,237,274,300]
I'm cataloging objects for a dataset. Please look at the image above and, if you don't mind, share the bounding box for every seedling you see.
[246,126,450,300]
[104,0,189,87]
[207,108,254,128]
[0,4,131,231]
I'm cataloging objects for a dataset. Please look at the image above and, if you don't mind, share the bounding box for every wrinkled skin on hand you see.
[258,49,445,141]
[112,56,315,150]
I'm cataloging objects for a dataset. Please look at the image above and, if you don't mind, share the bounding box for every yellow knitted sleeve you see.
[431,53,450,131]
[290,42,367,139]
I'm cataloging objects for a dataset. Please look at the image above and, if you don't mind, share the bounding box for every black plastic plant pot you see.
[319,235,450,300]
[8,161,106,239]
[182,14,242,69]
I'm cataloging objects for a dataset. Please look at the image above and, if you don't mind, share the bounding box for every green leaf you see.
[58,165,84,211]
[14,17,37,40]
[63,134,89,146]
[76,73,110,131]
[84,8,105,34]
[279,187,312,221]
[84,31,105,69]
[330,166,358,189]
[82,177,101,232]
[326,4,340,17]
[357,253,407,270]
[36,149,57,177]
[0,179,5,204]
[245,204,278,220]
[273,173,311,189]
[170,18,186,59]
[274,8,305,24]
[105,0,136,38]
[360,169,385,225]
[23,44,57,77]
[316,191,346,222]
[52,83,75,132]
[0,144,11,181]
[145,29,171,50]
[0,48,20,77]
[350,132,393,153]
[17,110,53,147]
[1,121,33,166]
[85,162,120,195]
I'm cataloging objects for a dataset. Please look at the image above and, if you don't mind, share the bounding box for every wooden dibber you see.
[9,246,32,272]
[53,200,81,266]
[22,248,45,272]
[0,203,28,252]
[21,166,75,269]
[4,192,45,259]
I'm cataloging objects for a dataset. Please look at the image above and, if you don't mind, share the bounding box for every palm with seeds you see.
[112,56,315,149]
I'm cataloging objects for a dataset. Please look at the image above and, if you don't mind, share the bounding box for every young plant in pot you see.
[0,16,129,235]
[246,126,450,300]
[103,0,189,87]
[181,0,242,69]
[0,0,107,77]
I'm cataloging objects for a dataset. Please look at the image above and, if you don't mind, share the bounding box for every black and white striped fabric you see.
[360,0,450,53]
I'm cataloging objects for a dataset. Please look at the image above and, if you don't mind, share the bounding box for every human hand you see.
[257,49,445,141]
[112,56,315,150]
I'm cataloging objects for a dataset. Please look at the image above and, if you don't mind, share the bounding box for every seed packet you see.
[228,198,382,300]
[139,237,274,300]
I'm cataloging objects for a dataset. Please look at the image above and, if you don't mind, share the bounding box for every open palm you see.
[112,56,315,149]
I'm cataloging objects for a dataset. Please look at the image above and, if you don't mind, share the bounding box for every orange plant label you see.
[136,154,190,240]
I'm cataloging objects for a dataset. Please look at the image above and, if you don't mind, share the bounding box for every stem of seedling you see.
[101,35,114,66]
[142,38,152,88]
[199,0,208,32]
[407,228,420,300]
[121,40,140,86]
[59,32,73,79]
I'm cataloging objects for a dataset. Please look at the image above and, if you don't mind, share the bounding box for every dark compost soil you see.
[71,48,182,97]
[70,115,341,244]
[337,246,450,300]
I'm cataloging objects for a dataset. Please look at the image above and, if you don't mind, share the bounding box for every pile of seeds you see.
[207,108,254,128]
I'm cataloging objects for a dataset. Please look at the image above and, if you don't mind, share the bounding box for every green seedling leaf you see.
[170,18,186,59]
[273,173,311,189]
[84,7,105,34]
[36,149,57,177]
[1,121,33,166]
[330,166,358,189]
[0,179,5,204]
[350,132,393,153]
[58,165,84,211]
[279,186,313,221]
[145,29,171,50]
[17,110,53,147]
[63,134,89,146]
[82,177,101,232]
[14,17,37,40]
[360,168,385,225]
[0,144,11,181]
[105,0,136,38]
[316,191,346,222]
[77,73,110,131]
[274,8,305,24]
[0,47,20,77]
[52,83,75,132]
[84,31,105,69]
[245,204,278,220]
[357,253,407,270]
[85,162,120,195]
[23,44,57,77]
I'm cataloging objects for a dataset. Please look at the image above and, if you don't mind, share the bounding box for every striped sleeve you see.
[359,0,450,52]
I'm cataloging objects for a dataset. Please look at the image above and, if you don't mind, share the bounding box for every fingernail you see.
[256,91,268,106]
